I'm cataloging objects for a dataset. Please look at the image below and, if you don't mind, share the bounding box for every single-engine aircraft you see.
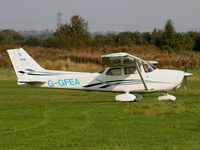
[7,48,192,102]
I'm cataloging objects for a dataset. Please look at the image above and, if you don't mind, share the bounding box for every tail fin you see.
[7,48,45,79]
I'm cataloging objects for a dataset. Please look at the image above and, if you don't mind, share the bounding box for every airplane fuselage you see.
[8,48,192,101]
[19,68,184,93]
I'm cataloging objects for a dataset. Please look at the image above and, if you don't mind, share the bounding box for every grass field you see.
[0,69,200,150]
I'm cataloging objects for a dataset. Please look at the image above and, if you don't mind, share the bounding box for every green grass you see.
[0,70,200,150]
[0,68,16,80]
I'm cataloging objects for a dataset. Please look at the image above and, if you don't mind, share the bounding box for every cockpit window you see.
[143,63,154,73]
[124,66,138,75]
[98,69,105,74]
[106,68,122,76]
[149,63,157,70]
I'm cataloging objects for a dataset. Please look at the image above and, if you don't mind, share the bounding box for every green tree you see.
[162,19,176,40]
[52,15,91,49]
[178,34,194,50]
[142,32,151,45]
[194,36,200,51]
[116,32,133,46]
[132,32,144,45]
[162,19,180,51]
[23,37,46,47]
[150,29,163,47]
[191,32,200,51]
[0,30,24,45]
[162,37,181,52]
[93,34,107,46]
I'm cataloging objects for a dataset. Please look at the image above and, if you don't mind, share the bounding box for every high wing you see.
[102,53,149,90]
[102,53,158,67]
[102,52,144,67]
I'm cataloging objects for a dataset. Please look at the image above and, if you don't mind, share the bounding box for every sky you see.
[0,0,200,32]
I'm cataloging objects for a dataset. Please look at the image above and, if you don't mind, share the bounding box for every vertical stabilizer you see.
[7,48,45,79]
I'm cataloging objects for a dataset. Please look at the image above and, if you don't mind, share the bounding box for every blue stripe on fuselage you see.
[48,79,80,87]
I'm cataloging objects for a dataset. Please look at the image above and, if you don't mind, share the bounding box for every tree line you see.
[1,15,200,52]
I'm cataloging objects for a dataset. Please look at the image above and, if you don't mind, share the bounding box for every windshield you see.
[98,69,105,74]
[148,62,157,70]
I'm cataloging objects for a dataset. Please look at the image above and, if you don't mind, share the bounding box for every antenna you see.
[57,12,62,28]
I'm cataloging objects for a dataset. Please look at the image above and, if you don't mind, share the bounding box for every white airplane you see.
[7,48,192,102]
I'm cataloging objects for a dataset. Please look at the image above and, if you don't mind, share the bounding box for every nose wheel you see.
[158,92,176,101]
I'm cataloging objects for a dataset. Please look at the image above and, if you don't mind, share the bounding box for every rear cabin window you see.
[106,68,122,76]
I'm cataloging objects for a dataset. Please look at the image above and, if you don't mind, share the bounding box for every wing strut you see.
[136,61,148,91]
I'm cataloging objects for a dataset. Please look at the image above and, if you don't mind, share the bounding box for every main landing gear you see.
[115,92,176,102]
[115,92,143,102]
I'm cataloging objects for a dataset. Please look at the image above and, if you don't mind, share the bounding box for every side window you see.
[106,68,122,76]
[124,66,138,75]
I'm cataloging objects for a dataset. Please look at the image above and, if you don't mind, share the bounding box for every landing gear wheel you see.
[158,92,176,101]
[115,92,143,102]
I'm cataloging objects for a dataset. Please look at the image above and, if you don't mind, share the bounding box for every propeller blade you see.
[183,66,192,90]
[184,76,187,90]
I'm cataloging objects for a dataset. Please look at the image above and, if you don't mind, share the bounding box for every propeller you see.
[184,67,187,90]
[183,67,193,90]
